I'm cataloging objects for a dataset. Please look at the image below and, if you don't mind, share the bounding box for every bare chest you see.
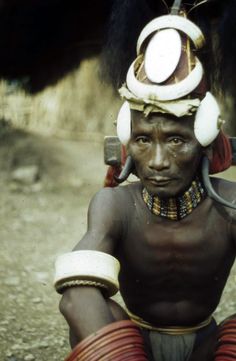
[119,205,233,280]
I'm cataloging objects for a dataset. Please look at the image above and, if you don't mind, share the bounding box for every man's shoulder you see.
[91,182,142,209]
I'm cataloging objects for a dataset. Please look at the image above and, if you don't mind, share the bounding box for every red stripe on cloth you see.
[209,131,232,174]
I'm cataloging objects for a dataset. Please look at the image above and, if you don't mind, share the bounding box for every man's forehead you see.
[131,110,195,131]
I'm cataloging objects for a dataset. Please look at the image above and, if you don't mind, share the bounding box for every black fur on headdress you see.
[218,0,236,96]
[100,0,166,88]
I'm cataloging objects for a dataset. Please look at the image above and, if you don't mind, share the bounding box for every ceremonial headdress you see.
[116,1,221,147]
[111,0,235,210]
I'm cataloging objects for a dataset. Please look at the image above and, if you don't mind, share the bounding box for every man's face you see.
[128,111,203,198]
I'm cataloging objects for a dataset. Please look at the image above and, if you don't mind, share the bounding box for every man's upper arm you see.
[73,187,123,255]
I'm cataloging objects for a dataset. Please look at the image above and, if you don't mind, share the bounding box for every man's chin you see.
[149,190,177,199]
[144,183,184,199]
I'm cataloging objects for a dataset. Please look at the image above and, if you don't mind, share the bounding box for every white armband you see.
[54,250,120,297]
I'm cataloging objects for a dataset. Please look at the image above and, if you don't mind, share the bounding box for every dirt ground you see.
[0,125,235,361]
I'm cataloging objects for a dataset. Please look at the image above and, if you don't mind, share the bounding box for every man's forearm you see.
[59,286,115,343]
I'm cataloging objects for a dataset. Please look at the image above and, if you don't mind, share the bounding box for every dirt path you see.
[0,128,235,361]
[0,128,107,361]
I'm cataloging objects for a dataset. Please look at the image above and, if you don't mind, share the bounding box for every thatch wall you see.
[0,57,121,140]
[0,55,234,139]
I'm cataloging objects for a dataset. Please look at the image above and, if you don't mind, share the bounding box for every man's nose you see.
[148,144,170,170]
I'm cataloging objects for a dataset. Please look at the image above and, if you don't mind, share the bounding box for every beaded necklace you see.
[142,178,206,221]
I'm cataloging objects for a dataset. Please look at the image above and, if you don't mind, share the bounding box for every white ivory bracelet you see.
[54,250,120,297]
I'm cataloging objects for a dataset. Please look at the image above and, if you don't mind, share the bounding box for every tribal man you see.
[54,1,236,360]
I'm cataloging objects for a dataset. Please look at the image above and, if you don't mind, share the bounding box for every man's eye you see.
[169,137,184,145]
[135,136,150,144]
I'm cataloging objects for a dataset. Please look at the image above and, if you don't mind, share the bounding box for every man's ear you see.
[202,145,213,161]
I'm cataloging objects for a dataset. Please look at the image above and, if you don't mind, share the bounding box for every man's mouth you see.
[147,177,172,186]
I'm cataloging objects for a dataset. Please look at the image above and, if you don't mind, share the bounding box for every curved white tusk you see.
[194,92,221,147]
[117,101,131,145]
[126,57,204,101]
[137,15,205,55]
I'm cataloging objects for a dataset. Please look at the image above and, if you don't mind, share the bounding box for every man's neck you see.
[142,178,206,221]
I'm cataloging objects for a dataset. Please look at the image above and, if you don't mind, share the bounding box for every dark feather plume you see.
[101,0,161,89]
[218,0,236,96]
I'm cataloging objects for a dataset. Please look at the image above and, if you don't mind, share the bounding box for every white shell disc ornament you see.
[116,101,131,145]
[194,92,221,147]
[144,29,182,83]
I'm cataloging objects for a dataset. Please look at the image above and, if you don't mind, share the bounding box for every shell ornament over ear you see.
[116,101,131,146]
[194,92,221,147]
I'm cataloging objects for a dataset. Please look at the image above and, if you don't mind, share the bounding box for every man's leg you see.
[67,299,149,361]
[69,298,129,348]
[189,315,236,361]
[188,330,218,361]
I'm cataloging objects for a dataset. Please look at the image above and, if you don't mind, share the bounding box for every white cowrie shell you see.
[116,101,131,145]
[194,92,221,146]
